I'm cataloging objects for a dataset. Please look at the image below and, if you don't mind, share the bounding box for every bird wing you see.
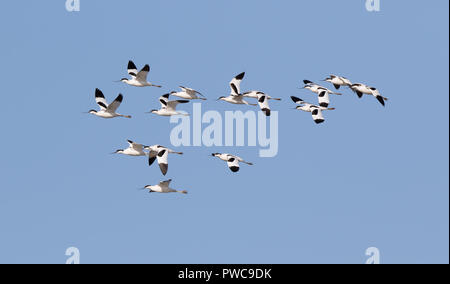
[106,94,123,112]
[127,140,144,151]
[370,88,386,106]
[229,72,245,96]
[311,107,325,124]
[136,64,150,82]
[243,91,257,98]
[159,179,172,188]
[180,86,202,96]
[291,96,307,105]
[95,89,108,110]
[227,157,240,172]
[147,150,157,166]
[257,93,271,116]
[157,149,169,175]
[317,90,330,108]
[166,100,189,111]
[159,94,170,109]
[127,61,138,78]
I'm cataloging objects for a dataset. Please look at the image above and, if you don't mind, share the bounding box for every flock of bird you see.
[87,61,387,195]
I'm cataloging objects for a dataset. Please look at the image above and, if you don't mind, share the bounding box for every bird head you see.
[217,96,226,101]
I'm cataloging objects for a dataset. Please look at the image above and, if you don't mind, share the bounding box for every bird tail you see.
[327,108,336,111]
[179,190,188,194]
[333,92,343,96]
[271,98,282,101]
[121,115,132,119]
[174,152,183,155]
[244,161,254,166]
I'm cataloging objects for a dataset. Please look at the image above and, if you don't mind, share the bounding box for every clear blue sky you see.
[0,0,448,264]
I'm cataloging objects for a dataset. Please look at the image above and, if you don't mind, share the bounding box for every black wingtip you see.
[230,166,240,173]
[128,61,137,69]
[376,96,385,107]
[159,164,168,176]
[141,64,150,72]
[291,96,302,103]
[116,94,123,102]
[95,89,104,97]
[303,80,313,85]
[262,108,271,116]
[235,72,245,80]
[314,119,325,124]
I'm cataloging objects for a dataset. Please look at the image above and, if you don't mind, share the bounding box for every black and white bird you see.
[243,91,282,116]
[350,83,388,107]
[302,80,341,108]
[323,75,353,90]
[87,89,131,119]
[112,140,147,156]
[119,60,162,88]
[148,94,190,116]
[170,86,206,100]
[145,145,183,176]
[291,96,335,124]
[303,80,342,95]
[217,72,256,106]
[143,179,188,195]
[211,153,253,173]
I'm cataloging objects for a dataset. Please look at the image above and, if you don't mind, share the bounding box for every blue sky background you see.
[0,0,448,264]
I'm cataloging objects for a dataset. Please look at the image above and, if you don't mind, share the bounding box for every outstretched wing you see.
[159,94,170,109]
[157,149,169,176]
[95,89,108,110]
[291,96,306,105]
[257,92,271,116]
[107,94,123,112]
[148,150,157,166]
[159,179,172,188]
[311,107,325,124]
[127,140,144,151]
[229,72,245,96]
[317,90,330,108]
[128,61,138,78]
[180,86,202,96]
[166,100,189,111]
[227,157,240,173]
[136,64,150,82]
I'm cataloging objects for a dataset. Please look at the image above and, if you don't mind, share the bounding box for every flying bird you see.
[302,80,341,108]
[350,83,388,106]
[148,94,190,116]
[171,86,206,100]
[86,89,131,119]
[112,140,147,156]
[145,145,183,176]
[211,153,253,173]
[119,60,162,88]
[217,72,256,106]
[323,75,353,90]
[143,179,188,194]
[291,96,335,124]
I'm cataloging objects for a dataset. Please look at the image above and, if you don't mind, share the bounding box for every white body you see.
[171,86,206,100]
[325,75,352,89]
[121,61,162,88]
[212,153,253,172]
[145,179,187,194]
[88,89,131,119]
